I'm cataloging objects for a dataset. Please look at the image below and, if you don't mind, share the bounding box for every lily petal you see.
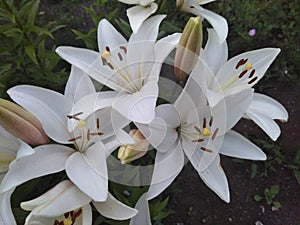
[64,66,96,104]
[8,85,72,144]
[146,141,184,200]
[113,80,158,123]
[127,3,158,34]
[0,189,16,225]
[129,193,151,225]
[21,180,91,217]
[98,19,127,53]
[0,145,73,193]
[65,142,108,202]
[198,155,230,202]
[201,28,228,74]
[220,130,266,160]
[93,192,138,220]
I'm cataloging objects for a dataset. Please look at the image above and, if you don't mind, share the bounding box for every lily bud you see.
[0,98,49,145]
[174,16,203,81]
[118,129,149,164]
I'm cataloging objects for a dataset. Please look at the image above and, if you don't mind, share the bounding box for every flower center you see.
[67,112,103,152]
[53,209,82,225]
[181,116,219,153]
[219,58,258,91]
[101,46,141,93]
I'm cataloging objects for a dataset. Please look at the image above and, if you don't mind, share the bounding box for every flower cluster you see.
[0,1,288,224]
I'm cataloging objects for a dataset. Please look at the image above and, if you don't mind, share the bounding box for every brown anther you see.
[64,212,69,218]
[209,117,213,127]
[248,76,258,84]
[212,128,219,140]
[87,129,90,141]
[101,56,108,65]
[96,118,100,129]
[119,46,127,54]
[194,125,201,133]
[68,136,82,142]
[200,146,213,153]
[105,46,110,52]
[248,69,256,78]
[106,61,114,70]
[235,58,248,69]
[118,52,123,61]
[72,209,83,221]
[192,138,204,142]
[203,117,207,128]
[90,132,103,136]
[238,70,248,78]
[67,112,83,120]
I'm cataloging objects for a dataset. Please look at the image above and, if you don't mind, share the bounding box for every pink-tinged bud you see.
[0,98,49,145]
[117,129,149,164]
[174,16,203,81]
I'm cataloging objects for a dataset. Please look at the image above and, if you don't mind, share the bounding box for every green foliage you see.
[0,0,67,97]
[254,185,281,209]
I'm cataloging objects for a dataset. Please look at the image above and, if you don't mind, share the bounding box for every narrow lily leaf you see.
[198,155,230,202]
[65,142,108,202]
[0,145,73,193]
[93,193,138,220]
[129,193,152,225]
[64,66,96,104]
[146,142,184,200]
[8,85,72,144]
[219,130,266,160]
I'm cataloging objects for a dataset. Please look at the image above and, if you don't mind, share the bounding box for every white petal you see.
[15,140,34,159]
[81,204,93,225]
[113,80,158,123]
[216,48,281,89]
[21,180,91,217]
[93,192,137,220]
[0,145,73,193]
[146,142,184,200]
[97,19,127,53]
[0,126,19,152]
[55,47,123,92]
[202,28,228,74]
[65,142,108,201]
[220,130,266,160]
[246,110,281,141]
[129,193,151,225]
[127,3,158,34]
[136,104,179,152]
[248,93,288,121]
[8,85,72,144]
[64,66,96,104]
[198,155,230,202]
[129,14,164,42]
[0,189,16,225]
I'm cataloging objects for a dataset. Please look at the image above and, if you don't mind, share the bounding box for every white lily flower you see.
[118,0,158,33]
[176,0,228,43]
[1,67,133,202]
[201,29,287,140]
[129,193,152,225]
[0,126,34,225]
[21,180,137,225]
[56,16,181,123]
[135,58,265,202]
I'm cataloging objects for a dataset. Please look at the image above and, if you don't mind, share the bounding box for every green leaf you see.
[254,194,262,202]
[270,185,279,195]
[294,171,300,185]
[24,44,38,64]
[28,0,40,24]
[273,201,281,209]
[251,163,257,179]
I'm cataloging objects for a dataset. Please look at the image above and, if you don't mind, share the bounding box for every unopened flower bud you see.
[174,16,203,81]
[0,98,49,145]
[118,129,149,164]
